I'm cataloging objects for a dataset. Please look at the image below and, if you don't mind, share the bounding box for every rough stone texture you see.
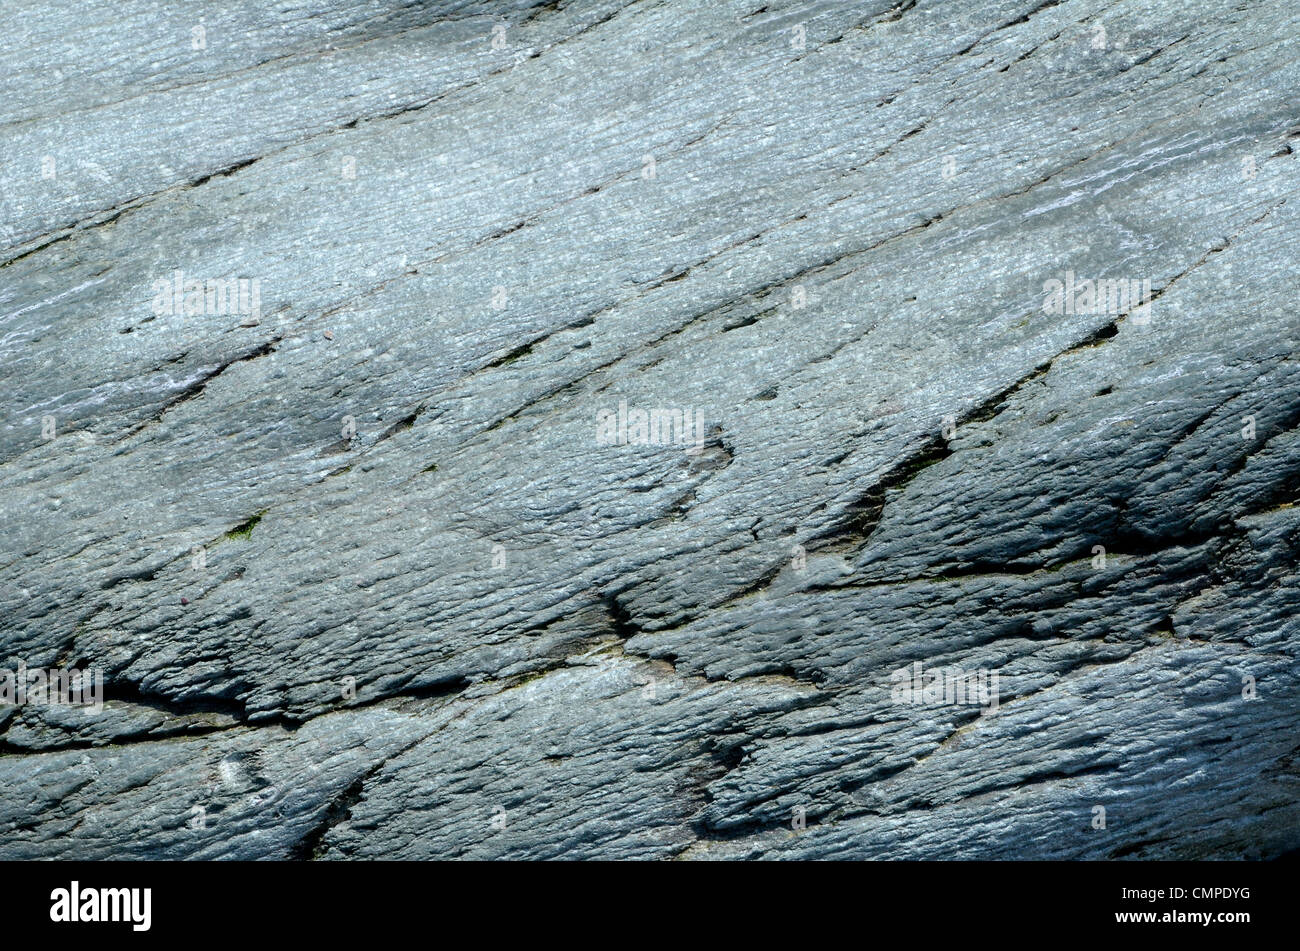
[1,0,1297,859]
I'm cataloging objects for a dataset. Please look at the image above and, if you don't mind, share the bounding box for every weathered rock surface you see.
[1,0,1297,859]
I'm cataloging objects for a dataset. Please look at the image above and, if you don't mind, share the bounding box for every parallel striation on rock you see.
[1,0,1297,859]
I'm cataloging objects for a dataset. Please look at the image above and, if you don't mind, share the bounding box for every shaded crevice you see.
[955,0,1069,57]
[287,763,383,860]
[805,436,951,554]
[120,336,282,440]
[374,404,425,445]
[222,510,268,542]
[103,677,250,721]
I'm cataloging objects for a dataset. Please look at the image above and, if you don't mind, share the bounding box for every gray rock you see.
[1,0,1296,859]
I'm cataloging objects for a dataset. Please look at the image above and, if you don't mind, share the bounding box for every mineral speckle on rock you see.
[1,0,1297,860]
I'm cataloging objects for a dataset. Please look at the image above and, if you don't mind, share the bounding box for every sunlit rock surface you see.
[1,0,1297,859]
